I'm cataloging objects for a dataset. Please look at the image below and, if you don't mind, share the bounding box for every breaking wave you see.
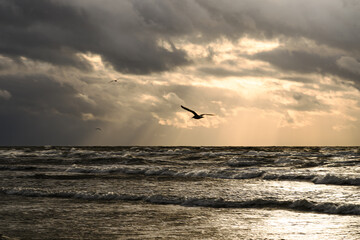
[64,165,360,186]
[312,174,360,186]
[65,165,265,179]
[1,187,359,216]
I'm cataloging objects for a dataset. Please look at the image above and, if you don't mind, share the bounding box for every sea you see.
[0,146,360,240]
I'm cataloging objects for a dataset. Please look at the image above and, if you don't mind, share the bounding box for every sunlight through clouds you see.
[1,0,360,145]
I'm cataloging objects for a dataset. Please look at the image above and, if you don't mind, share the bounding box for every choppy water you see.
[1,146,360,239]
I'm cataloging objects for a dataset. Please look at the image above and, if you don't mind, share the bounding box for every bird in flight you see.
[109,77,123,83]
[181,105,214,119]
[95,127,102,131]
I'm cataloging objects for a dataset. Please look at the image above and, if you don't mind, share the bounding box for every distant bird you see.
[95,128,102,131]
[109,79,118,83]
[181,105,214,119]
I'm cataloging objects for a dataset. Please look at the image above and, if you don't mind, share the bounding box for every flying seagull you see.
[109,77,123,83]
[95,127,102,131]
[181,105,214,119]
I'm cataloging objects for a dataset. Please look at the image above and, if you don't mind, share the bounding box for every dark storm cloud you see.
[254,48,360,85]
[195,0,360,51]
[0,74,97,116]
[0,74,103,145]
[0,0,190,74]
[0,0,95,70]
[1,0,360,74]
[0,107,98,145]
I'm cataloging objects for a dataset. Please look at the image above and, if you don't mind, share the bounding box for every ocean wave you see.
[262,173,316,181]
[227,155,327,168]
[227,156,275,167]
[0,165,40,171]
[1,187,359,215]
[0,147,151,164]
[227,158,263,167]
[312,174,360,186]
[65,165,265,180]
[64,165,360,186]
[263,173,360,186]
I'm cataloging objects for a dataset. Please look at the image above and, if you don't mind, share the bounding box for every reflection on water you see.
[1,146,360,239]
[1,195,360,240]
[211,209,360,240]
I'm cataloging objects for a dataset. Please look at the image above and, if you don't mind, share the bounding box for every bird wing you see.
[181,105,199,116]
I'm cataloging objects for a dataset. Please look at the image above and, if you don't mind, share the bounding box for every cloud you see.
[288,92,328,111]
[0,74,104,145]
[1,0,360,145]
[0,0,191,74]
[337,56,360,75]
[0,74,97,116]
[163,92,184,105]
[1,0,359,78]
[1,0,359,75]
[0,0,94,70]
[253,48,360,86]
[0,89,11,100]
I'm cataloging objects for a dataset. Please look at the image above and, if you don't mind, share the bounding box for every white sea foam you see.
[227,157,260,167]
[64,165,265,180]
[63,164,360,186]
[2,187,359,215]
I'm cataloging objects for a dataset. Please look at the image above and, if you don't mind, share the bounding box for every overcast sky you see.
[1,0,360,145]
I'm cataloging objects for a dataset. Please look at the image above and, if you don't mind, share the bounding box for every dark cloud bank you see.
[1,0,358,74]
[0,0,192,74]
[0,74,103,145]
[1,0,360,145]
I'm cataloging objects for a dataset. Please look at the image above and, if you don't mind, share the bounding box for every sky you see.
[1,0,360,146]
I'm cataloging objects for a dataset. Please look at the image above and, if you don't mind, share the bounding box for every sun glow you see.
[173,37,280,63]
[68,37,360,146]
